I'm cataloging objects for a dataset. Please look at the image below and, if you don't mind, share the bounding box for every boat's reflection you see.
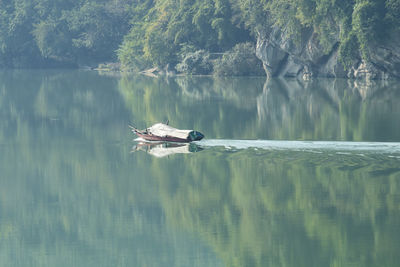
[132,141,203,158]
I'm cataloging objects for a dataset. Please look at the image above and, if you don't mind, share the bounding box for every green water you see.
[1,70,400,267]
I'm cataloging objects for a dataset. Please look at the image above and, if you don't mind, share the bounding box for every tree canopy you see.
[0,0,399,72]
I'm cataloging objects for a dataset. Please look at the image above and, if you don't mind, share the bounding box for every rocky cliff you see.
[256,27,400,80]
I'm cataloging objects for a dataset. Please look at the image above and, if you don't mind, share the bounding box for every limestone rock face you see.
[256,26,400,79]
[256,35,288,77]
[369,34,400,78]
[350,61,388,80]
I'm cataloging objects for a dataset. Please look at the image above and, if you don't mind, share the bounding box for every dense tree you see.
[213,42,265,76]
[0,0,398,73]
[117,0,400,72]
[118,0,252,71]
[0,0,131,68]
[117,0,154,70]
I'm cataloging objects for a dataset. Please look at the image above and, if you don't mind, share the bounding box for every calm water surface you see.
[1,70,400,266]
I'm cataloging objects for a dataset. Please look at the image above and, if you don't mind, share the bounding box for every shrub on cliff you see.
[213,42,265,76]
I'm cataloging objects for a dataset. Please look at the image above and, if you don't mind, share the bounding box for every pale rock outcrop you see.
[256,26,400,80]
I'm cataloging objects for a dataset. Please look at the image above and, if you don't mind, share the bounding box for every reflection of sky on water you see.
[133,141,198,158]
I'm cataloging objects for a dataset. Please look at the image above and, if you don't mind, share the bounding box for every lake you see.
[1,70,400,266]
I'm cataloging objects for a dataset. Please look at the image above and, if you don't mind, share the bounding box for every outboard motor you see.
[189,131,204,141]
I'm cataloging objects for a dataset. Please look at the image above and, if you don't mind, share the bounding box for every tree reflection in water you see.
[0,70,399,266]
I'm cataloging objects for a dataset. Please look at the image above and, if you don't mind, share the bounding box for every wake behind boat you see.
[130,123,204,143]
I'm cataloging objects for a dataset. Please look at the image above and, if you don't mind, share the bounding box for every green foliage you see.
[118,0,251,71]
[385,0,400,27]
[338,32,359,69]
[213,42,265,76]
[63,1,132,64]
[0,0,131,68]
[0,0,399,72]
[352,0,386,60]
[144,24,176,67]
[266,0,304,41]
[117,0,153,71]
[32,19,73,62]
[118,31,149,71]
[231,0,269,34]
[175,50,213,75]
[0,0,41,67]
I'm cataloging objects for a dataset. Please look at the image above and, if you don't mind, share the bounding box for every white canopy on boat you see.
[147,123,192,139]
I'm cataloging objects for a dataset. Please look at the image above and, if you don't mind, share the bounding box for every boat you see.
[130,123,204,143]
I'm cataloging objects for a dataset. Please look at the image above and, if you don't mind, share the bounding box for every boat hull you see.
[131,124,204,143]
[136,132,194,143]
